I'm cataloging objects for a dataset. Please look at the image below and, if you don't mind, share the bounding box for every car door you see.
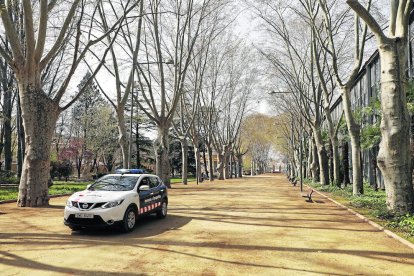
[148,177,162,211]
[138,177,152,215]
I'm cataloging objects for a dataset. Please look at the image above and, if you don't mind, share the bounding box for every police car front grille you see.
[72,202,105,209]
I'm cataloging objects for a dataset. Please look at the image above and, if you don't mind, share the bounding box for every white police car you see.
[64,173,168,232]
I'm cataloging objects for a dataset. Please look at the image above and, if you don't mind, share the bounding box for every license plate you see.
[75,213,94,219]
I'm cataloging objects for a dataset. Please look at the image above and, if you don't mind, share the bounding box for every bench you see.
[302,189,315,202]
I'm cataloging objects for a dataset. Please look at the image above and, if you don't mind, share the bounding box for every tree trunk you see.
[376,41,414,214]
[116,108,129,169]
[329,143,334,185]
[313,131,329,185]
[136,122,141,168]
[323,93,341,185]
[341,86,363,194]
[16,98,25,178]
[180,138,188,185]
[237,155,243,178]
[217,153,224,180]
[223,145,230,179]
[154,120,171,187]
[229,153,233,179]
[311,142,319,182]
[207,144,214,181]
[17,87,60,207]
[289,158,296,180]
[202,145,208,178]
[194,144,201,183]
[343,141,351,186]
[332,138,340,187]
[308,137,314,179]
[76,156,82,179]
[320,146,330,185]
[3,86,12,171]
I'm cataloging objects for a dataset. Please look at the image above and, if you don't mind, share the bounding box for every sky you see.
[233,5,275,115]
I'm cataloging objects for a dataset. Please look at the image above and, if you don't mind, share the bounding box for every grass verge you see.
[0,178,196,201]
[305,180,414,244]
[170,177,196,184]
[0,180,91,201]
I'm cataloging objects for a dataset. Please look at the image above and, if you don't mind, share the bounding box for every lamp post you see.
[269,90,304,192]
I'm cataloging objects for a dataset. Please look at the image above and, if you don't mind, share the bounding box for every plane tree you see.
[0,0,136,206]
[347,0,414,214]
[256,4,331,185]
[133,0,215,187]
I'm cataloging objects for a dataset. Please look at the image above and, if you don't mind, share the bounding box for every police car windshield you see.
[89,175,139,191]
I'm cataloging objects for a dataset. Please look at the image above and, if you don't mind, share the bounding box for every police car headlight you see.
[102,200,124,209]
[66,200,73,208]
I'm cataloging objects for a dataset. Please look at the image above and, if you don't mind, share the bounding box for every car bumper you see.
[64,205,125,228]
[64,215,122,228]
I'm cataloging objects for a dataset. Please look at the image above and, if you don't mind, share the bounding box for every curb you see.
[0,194,71,205]
[305,184,414,250]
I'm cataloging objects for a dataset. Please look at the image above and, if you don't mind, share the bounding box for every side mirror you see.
[139,185,150,192]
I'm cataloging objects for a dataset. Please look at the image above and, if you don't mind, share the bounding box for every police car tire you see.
[121,207,136,232]
[156,200,167,219]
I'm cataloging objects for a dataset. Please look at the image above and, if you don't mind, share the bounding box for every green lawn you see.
[0,181,91,201]
[170,177,196,184]
[0,178,196,201]
[305,180,414,243]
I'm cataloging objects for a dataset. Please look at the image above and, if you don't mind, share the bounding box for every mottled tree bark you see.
[154,120,171,188]
[376,41,414,213]
[217,152,224,180]
[17,84,60,207]
[347,0,414,214]
[116,108,129,169]
[193,143,201,183]
[311,142,319,182]
[313,130,329,185]
[341,86,363,194]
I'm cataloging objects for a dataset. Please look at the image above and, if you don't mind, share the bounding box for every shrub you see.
[51,160,73,181]
[349,196,386,209]
[387,214,414,237]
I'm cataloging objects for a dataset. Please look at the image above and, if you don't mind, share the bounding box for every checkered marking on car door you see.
[140,202,161,214]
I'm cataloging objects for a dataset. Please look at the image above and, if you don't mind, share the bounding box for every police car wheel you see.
[156,200,167,219]
[121,207,136,232]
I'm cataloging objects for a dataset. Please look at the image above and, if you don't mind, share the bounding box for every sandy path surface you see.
[0,174,413,275]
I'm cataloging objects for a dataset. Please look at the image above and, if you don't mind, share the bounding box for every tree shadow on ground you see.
[0,214,191,274]
[0,251,142,276]
[70,214,191,238]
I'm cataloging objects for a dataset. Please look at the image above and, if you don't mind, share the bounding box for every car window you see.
[139,177,149,187]
[89,175,139,191]
[149,177,159,188]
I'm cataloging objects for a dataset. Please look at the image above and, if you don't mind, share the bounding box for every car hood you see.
[68,190,132,203]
